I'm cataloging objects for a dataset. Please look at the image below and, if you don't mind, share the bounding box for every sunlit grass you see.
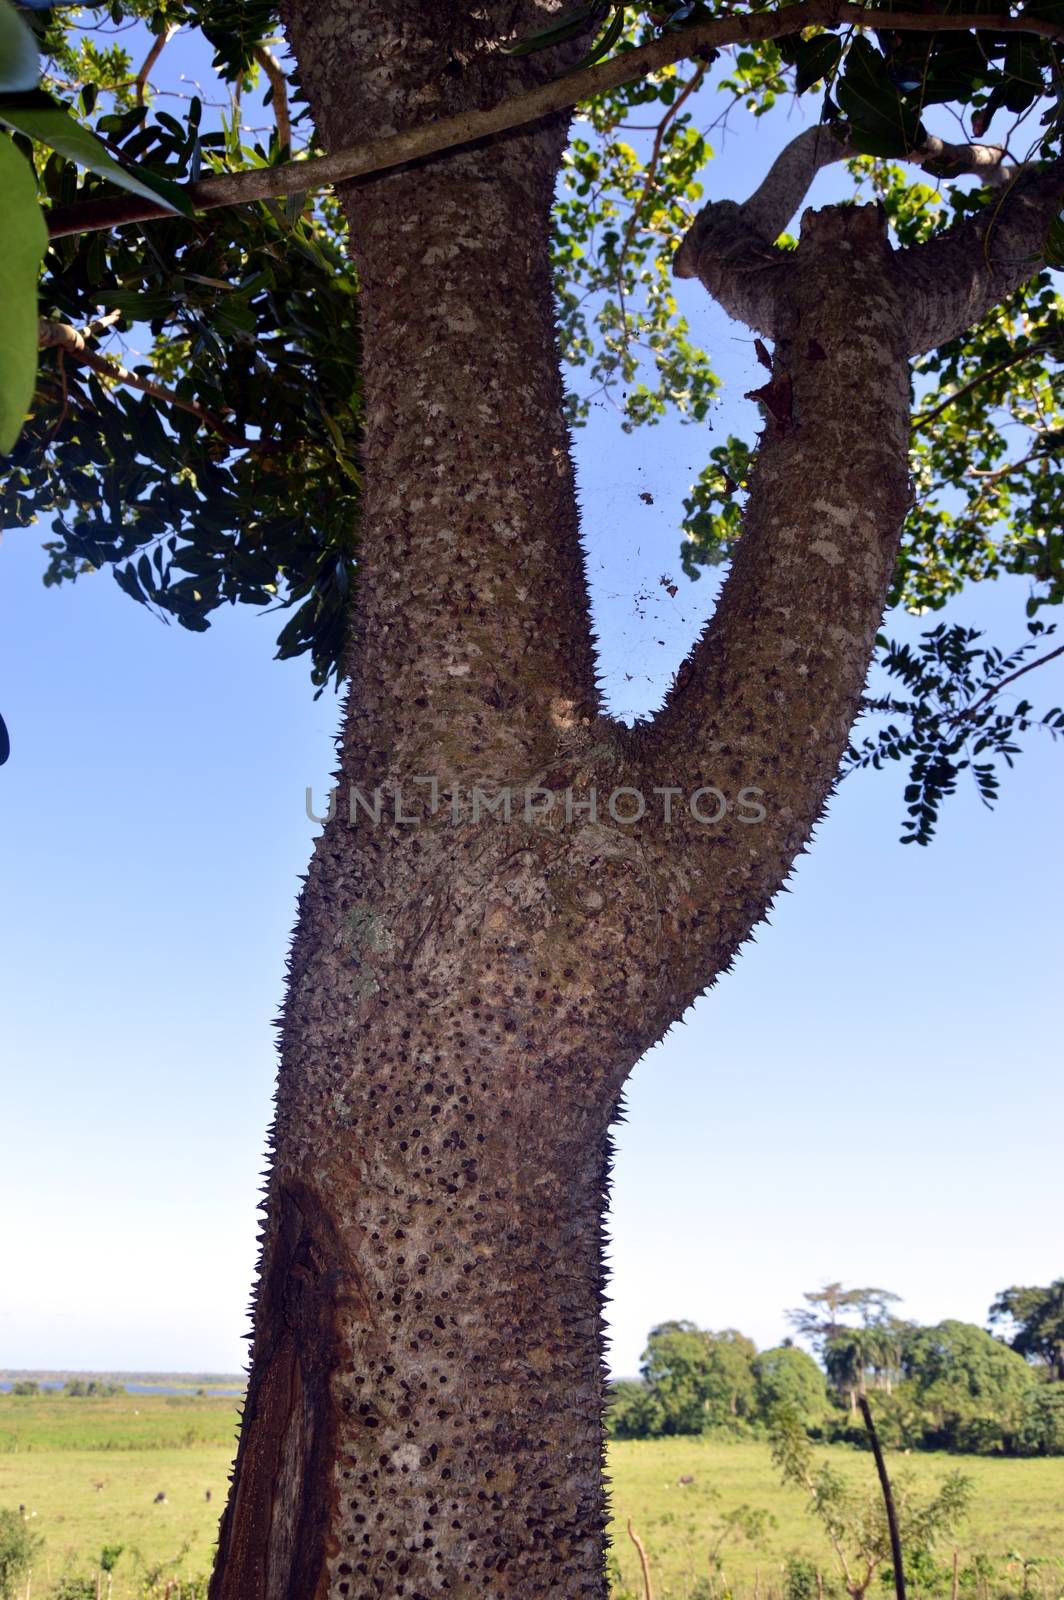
[1,1396,1061,1598]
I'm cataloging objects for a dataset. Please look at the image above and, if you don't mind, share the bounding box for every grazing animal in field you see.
[153,1491,167,1504]
[93,1481,107,1492]
[678,1475,695,1487]
[205,1489,212,1502]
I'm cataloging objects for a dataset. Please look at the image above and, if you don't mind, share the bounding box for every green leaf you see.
[791,33,842,94]
[0,96,194,215]
[1003,37,1043,113]
[567,3,626,73]
[836,37,923,158]
[500,2,601,57]
[0,0,39,94]
[0,132,46,453]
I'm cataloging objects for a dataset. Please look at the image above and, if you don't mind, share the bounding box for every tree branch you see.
[253,45,291,153]
[859,1396,907,1600]
[673,124,1012,329]
[893,157,1064,356]
[625,202,915,1021]
[37,318,248,446]
[912,340,1051,428]
[627,1520,655,1600]
[738,124,853,243]
[135,24,176,105]
[44,0,1064,240]
[953,640,1064,720]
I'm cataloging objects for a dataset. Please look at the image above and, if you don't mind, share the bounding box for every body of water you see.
[0,1377,243,1395]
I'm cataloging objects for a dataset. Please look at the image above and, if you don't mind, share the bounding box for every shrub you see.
[52,1577,96,1600]
[1016,1387,1064,1456]
[0,1509,41,1600]
[785,1554,821,1600]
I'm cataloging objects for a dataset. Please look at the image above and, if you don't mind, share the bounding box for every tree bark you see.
[207,8,1064,1598]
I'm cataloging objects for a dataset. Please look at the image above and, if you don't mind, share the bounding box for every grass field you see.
[1,1394,1061,1598]
[606,1437,1064,1599]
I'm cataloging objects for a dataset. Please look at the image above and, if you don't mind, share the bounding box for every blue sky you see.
[0,33,1061,1379]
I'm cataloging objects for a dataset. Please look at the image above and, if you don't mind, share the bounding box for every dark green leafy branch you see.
[2,0,1064,834]
[2,92,361,692]
[844,622,1064,843]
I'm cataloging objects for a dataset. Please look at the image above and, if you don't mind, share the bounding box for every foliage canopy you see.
[0,0,1062,820]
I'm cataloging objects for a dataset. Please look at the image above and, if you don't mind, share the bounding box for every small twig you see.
[627,1517,654,1600]
[135,25,176,105]
[953,641,1064,722]
[615,64,705,346]
[859,1395,906,1600]
[966,447,1041,480]
[913,341,1051,428]
[37,318,247,447]
[253,45,291,153]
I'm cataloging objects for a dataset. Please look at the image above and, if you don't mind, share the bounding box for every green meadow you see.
[1,1394,1061,1598]
[606,1437,1064,1599]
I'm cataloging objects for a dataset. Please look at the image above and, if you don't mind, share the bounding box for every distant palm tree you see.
[825,1335,867,1413]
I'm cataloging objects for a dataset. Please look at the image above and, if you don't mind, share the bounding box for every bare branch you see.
[44,0,1064,240]
[692,125,1011,257]
[739,124,853,242]
[672,199,788,333]
[135,24,176,105]
[627,1520,655,1600]
[859,1397,907,1600]
[628,203,915,1012]
[37,318,248,447]
[254,45,291,153]
[918,133,1009,183]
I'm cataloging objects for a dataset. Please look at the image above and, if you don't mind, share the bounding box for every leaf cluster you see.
[845,620,1064,843]
[2,83,360,690]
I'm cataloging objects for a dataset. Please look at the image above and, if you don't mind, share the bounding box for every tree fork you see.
[204,4,1064,1595]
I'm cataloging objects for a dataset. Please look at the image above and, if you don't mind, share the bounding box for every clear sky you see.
[0,34,1061,1380]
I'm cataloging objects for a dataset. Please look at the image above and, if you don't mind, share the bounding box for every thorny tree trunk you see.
[208,8,1064,1599]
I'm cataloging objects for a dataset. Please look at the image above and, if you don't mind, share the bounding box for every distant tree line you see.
[608,1280,1064,1457]
[7,1379,125,1398]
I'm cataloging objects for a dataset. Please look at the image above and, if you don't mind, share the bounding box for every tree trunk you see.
[208,112,915,1600]
[205,2,1064,1593]
[210,8,628,1595]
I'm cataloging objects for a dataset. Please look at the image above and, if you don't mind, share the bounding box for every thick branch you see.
[37,318,247,446]
[672,199,789,333]
[674,125,1011,332]
[632,204,914,1015]
[742,127,1010,240]
[44,0,1063,240]
[894,157,1064,356]
[739,124,853,242]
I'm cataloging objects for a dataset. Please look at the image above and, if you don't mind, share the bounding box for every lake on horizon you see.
[0,1379,243,1395]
